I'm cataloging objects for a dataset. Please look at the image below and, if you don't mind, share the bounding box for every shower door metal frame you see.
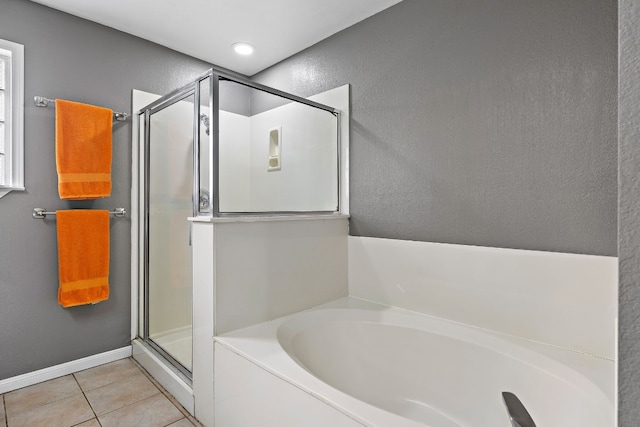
[141,82,199,381]
[147,67,342,219]
[208,68,342,217]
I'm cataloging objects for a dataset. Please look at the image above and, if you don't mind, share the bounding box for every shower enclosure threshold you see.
[132,339,194,414]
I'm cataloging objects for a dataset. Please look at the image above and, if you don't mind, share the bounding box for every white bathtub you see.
[215,298,615,427]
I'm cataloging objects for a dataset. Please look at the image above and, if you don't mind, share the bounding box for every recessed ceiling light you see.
[232,42,255,56]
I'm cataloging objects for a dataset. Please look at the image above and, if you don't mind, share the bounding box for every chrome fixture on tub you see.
[502,392,537,427]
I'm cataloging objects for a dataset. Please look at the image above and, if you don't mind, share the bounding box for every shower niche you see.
[268,126,281,171]
[131,68,349,424]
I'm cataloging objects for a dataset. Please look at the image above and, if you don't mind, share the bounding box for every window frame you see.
[0,38,24,198]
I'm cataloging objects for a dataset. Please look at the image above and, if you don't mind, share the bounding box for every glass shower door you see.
[144,91,195,375]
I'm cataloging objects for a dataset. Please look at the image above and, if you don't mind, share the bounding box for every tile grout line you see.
[82,357,190,423]
[91,392,161,418]
[71,372,102,427]
[4,375,88,425]
[2,394,6,427]
[5,359,201,427]
[129,358,187,415]
[77,359,168,419]
[84,385,190,427]
[130,358,202,426]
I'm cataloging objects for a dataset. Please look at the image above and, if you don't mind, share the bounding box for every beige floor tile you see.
[98,393,183,427]
[84,371,159,416]
[74,358,141,392]
[6,394,93,427]
[1,394,5,421]
[135,372,201,427]
[167,418,197,427]
[4,375,81,418]
[73,419,101,427]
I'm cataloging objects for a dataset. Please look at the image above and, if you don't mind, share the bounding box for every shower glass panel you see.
[218,78,339,213]
[145,92,194,375]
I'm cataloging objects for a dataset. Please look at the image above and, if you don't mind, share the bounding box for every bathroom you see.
[0,0,635,426]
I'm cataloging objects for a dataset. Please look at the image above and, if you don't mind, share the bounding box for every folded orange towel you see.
[56,210,110,308]
[56,99,113,200]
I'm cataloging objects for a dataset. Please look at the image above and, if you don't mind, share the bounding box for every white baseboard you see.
[0,346,132,394]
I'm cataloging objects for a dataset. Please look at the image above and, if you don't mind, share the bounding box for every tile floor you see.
[0,358,202,427]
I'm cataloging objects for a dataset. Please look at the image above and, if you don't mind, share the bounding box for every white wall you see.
[218,85,347,213]
[218,111,251,212]
[349,236,617,360]
[248,103,338,212]
[192,215,350,427]
[212,217,349,334]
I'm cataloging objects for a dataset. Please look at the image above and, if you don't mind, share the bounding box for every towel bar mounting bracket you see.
[33,96,129,121]
[33,207,126,219]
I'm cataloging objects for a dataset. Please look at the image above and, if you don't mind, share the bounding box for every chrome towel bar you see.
[33,207,126,219]
[34,96,129,122]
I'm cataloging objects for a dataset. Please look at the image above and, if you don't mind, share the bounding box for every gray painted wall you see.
[0,0,624,419]
[0,0,211,379]
[219,80,251,116]
[253,0,618,257]
[619,0,640,424]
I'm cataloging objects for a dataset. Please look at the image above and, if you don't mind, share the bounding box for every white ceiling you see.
[30,0,403,76]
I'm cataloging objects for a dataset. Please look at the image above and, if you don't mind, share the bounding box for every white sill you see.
[188,213,349,223]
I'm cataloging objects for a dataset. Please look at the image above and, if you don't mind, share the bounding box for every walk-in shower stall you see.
[130,68,346,418]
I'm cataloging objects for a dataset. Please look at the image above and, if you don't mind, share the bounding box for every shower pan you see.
[130,68,343,416]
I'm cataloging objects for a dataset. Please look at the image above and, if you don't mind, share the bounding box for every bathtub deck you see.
[215,297,614,427]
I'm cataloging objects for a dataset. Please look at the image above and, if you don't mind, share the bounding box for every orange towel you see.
[56,210,110,308]
[56,99,113,200]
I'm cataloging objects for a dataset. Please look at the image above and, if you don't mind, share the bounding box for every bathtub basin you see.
[216,298,614,427]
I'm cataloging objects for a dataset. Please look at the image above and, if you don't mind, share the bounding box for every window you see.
[0,38,24,198]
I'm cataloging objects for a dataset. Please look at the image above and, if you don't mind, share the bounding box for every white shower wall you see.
[248,102,337,212]
[218,98,338,213]
[348,236,617,360]
[218,111,250,212]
